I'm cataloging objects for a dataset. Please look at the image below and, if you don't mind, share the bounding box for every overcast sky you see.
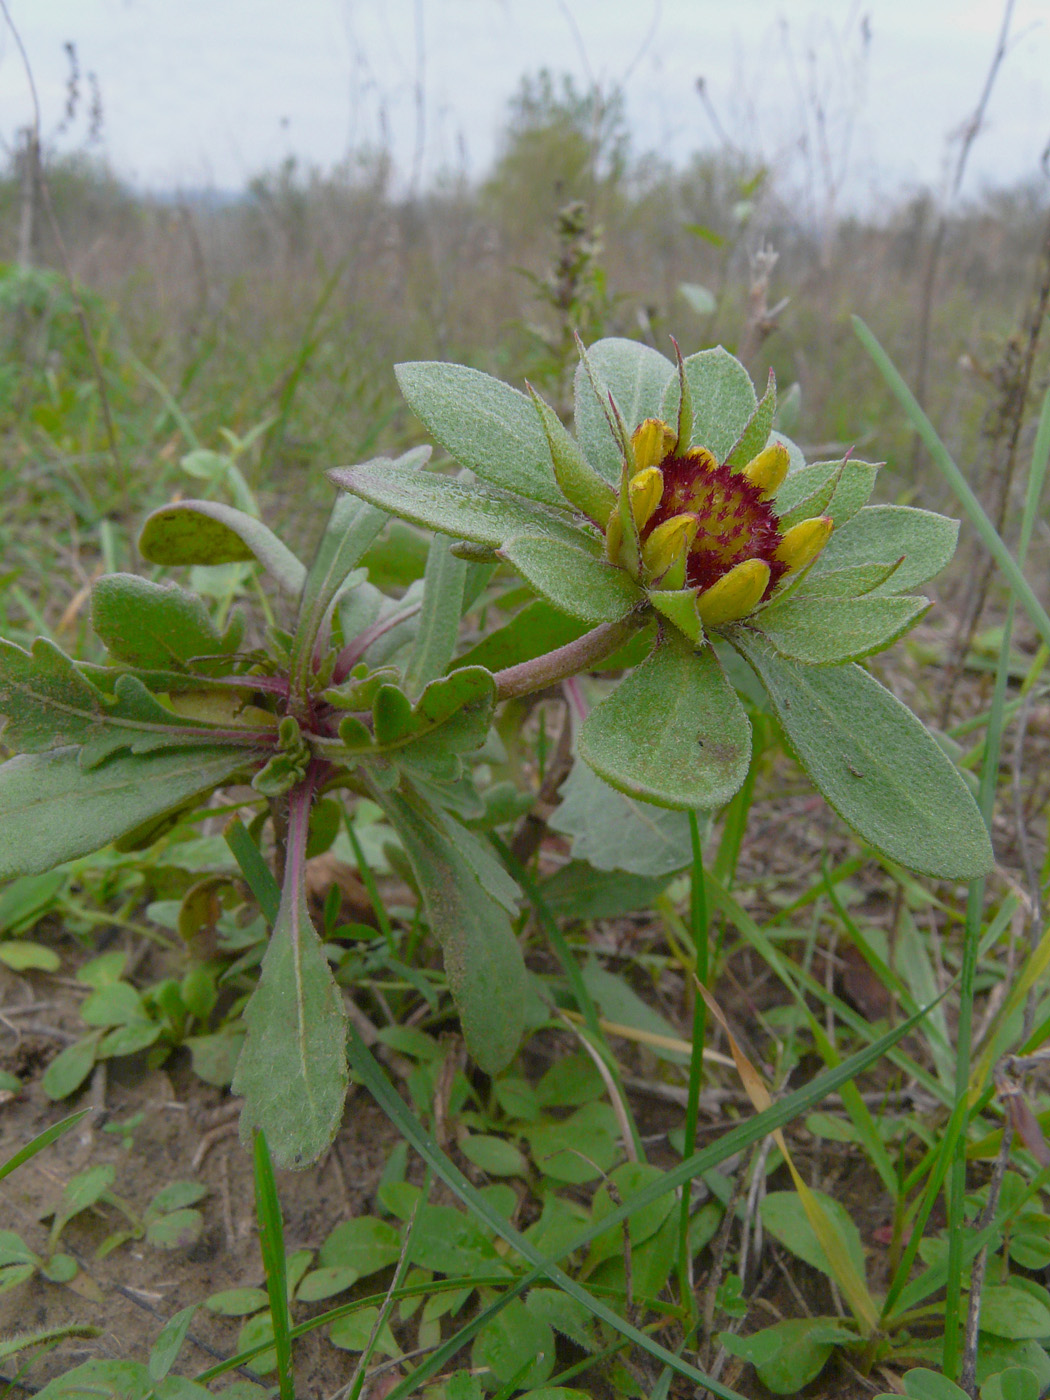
[0,0,1047,212]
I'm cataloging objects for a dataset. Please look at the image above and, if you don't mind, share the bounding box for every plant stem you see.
[491,611,645,701]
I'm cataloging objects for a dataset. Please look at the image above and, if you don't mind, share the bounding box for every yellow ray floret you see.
[695,557,771,627]
[641,513,698,581]
[630,418,677,474]
[629,466,663,531]
[776,516,834,573]
[741,442,790,499]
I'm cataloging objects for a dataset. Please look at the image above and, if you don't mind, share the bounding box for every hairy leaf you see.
[0,745,256,879]
[578,633,751,810]
[746,592,929,664]
[232,788,348,1168]
[328,462,589,551]
[139,500,307,597]
[91,575,238,671]
[397,361,564,506]
[574,338,676,483]
[734,633,993,879]
[381,789,526,1073]
[499,535,644,624]
[810,504,959,593]
[549,760,702,875]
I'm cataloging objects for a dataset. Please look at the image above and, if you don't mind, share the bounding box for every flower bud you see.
[695,558,771,626]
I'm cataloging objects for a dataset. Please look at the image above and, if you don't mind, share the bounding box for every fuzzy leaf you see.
[578,632,751,810]
[454,600,588,673]
[291,486,393,686]
[232,798,348,1169]
[734,634,994,879]
[139,500,307,597]
[499,535,643,624]
[574,339,676,483]
[381,790,526,1073]
[774,459,880,529]
[91,575,237,671]
[747,593,929,664]
[397,361,564,506]
[810,505,959,593]
[549,760,703,876]
[665,347,757,460]
[0,639,263,770]
[728,369,777,467]
[328,462,588,551]
[529,386,616,525]
[0,745,256,879]
[404,534,468,697]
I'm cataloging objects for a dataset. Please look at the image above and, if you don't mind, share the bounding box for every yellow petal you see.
[630,418,677,474]
[695,558,770,626]
[741,442,790,499]
[776,516,833,573]
[641,513,697,581]
[629,466,663,531]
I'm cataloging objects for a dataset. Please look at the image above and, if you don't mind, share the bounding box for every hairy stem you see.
[492,610,645,701]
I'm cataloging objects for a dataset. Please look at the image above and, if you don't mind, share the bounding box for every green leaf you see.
[499,535,643,624]
[582,963,689,1065]
[810,505,959,593]
[328,462,588,550]
[397,360,565,506]
[41,1035,102,1100]
[328,1306,400,1356]
[760,1189,867,1282]
[231,820,348,1169]
[454,600,587,673]
[679,282,717,316]
[472,1298,556,1391]
[528,384,616,524]
[669,347,757,460]
[290,485,393,690]
[979,1286,1050,1340]
[460,1134,528,1177]
[149,1305,197,1381]
[0,639,212,763]
[549,760,700,876]
[537,861,670,920]
[574,338,676,483]
[146,1209,204,1249]
[774,459,880,529]
[404,534,468,697]
[91,575,235,672]
[52,1164,115,1239]
[734,634,994,879]
[578,633,751,810]
[139,500,307,597]
[408,1204,503,1275]
[981,1368,1043,1400]
[317,1217,401,1274]
[720,1318,855,1394]
[788,559,905,600]
[0,869,64,933]
[0,745,256,879]
[728,368,777,467]
[204,1287,270,1316]
[747,592,929,664]
[525,1103,620,1184]
[0,940,60,972]
[380,790,526,1074]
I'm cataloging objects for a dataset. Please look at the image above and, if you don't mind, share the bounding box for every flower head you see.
[603,414,832,629]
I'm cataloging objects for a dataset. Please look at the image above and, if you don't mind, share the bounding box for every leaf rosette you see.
[330,338,992,881]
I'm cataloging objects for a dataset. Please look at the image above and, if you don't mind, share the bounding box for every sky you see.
[0,0,1047,213]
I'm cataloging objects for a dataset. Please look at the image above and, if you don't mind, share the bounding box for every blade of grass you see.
[0,1109,89,1183]
[852,319,1050,650]
[253,1129,294,1400]
[225,817,281,925]
[343,809,396,953]
[493,834,644,1163]
[348,1002,933,1400]
[676,810,708,1323]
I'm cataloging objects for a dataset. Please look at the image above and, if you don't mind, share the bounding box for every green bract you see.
[331,337,992,882]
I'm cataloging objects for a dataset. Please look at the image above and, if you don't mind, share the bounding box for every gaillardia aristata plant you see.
[331,337,993,883]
